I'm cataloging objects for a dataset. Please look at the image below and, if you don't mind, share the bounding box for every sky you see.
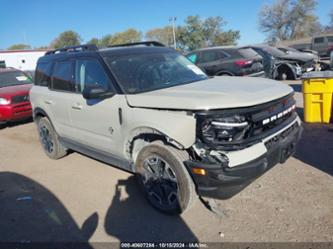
[0,0,332,49]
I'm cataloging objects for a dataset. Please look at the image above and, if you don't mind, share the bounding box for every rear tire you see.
[135,142,196,214]
[277,67,295,80]
[37,117,67,159]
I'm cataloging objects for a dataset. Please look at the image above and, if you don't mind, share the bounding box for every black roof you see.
[38,42,175,63]
[190,46,240,53]
[100,46,174,56]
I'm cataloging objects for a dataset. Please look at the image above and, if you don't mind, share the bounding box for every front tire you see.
[135,142,196,214]
[37,117,67,159]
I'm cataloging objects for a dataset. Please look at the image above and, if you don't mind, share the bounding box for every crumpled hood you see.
[280,52,316,62]
[126,76,293,110]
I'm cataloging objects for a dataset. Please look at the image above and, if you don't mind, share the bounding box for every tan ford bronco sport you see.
[30,42,302,214]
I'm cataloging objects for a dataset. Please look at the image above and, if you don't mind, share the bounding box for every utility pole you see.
[169,17,177,49]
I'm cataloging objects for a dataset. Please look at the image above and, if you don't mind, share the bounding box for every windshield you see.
[105,51,208,94]
[0,71,33,88]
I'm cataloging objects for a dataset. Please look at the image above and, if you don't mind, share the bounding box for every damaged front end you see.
[184,94,303,199]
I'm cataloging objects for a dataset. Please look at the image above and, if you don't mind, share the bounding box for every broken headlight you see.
[199,115,250,145]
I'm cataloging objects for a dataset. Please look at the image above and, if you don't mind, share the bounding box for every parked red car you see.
[0,68,33,125]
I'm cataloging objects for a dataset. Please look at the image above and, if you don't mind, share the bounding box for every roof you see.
[39,45,175,63]
[100,46,174,56]
[191,46,239,52]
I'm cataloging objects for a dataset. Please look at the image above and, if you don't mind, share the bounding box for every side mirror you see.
[82,86,115,100]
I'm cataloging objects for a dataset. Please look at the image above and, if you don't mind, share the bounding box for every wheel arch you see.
[124,127,188,163]
[33,108,58,134]
[274,63,297,80]
[33,107,48,121]
[216,70,234,76]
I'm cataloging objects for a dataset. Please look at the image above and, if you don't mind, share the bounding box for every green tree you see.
[50,30,82,49]
[259,0,321,41]
[109,28,142,45]
[202,17,240,46]
[176,15,240,51]
[97,29,141,47]
[35,46,49,49]
[7,44,31,50]
[98,35,113,48]
[87,38,99,46]
[177,16,205,51]
[145,26,173,46]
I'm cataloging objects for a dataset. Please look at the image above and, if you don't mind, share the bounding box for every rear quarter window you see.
[327,36,333,43]
[51,61,75,92]
[238,48,259,58]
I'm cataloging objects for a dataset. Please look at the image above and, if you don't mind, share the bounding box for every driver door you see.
[68,57,126,156]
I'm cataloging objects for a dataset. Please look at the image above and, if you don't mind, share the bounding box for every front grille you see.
[250,97,296,137]
[11,95,30,104]
[196,94,297,150]
[264,122,299,150]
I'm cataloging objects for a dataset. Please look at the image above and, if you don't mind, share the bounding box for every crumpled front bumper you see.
[185,119,303,200]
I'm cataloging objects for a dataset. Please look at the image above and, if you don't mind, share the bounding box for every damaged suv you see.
[30,42,302,214]
[246,45,317,80]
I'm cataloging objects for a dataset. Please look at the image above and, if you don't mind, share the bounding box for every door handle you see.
[44,100,53,105]
[71,104,83,110]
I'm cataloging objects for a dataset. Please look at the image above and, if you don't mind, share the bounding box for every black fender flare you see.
[33,108,59,134]
[215,70,234,76]
[33,107,49,121]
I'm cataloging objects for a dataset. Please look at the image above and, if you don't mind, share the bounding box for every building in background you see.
[0,50,48,76]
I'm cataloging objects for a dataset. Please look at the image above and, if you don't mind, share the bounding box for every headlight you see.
[200,115,250,144]
[0,98,10,105]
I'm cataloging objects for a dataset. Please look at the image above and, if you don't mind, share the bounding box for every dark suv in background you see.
[186,47,265,77]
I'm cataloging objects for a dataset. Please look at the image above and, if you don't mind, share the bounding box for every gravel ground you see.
[0,80,332,244]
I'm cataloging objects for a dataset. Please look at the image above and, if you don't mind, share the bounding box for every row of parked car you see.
[186,44,330,80]
[0,42,331,129]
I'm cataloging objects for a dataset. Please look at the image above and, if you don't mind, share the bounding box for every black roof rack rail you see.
[45,44,98,55]
[108,41,165,48]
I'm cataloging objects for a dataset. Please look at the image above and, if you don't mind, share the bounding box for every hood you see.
[0,84,32,98]
[126,77,293,110]
[279,52,316,62]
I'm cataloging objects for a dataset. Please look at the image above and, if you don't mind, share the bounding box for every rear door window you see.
[35,62,53,87]
[51,61,75,92]
[199,51,223,63]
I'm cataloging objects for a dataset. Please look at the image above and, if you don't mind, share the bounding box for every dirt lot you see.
[0,80,332,244]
